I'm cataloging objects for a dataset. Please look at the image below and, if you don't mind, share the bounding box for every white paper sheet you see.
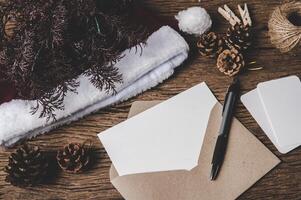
[98,83,217,176]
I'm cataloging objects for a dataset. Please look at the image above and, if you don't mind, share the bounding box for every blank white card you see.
[241,76,301,153]
[257,76,301,148]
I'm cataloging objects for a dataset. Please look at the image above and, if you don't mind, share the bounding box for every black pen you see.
[210,77,240,181]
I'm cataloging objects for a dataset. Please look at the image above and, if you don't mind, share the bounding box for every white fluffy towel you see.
[0,26,189,147]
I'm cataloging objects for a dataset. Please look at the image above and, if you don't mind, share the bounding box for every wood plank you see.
[1,0,301,199]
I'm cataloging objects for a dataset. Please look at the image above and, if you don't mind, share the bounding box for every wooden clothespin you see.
[238,3,252,26]
[218,3,252,27]
[218,5,241,26]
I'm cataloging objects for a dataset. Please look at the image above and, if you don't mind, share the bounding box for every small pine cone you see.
[57,143,90,173]
[217,48,245,76]
[4,144,48,187]
[3,13,19,40]
[197,32,225,58]
[226,24,252,50]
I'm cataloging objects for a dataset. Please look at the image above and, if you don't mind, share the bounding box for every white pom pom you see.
[175,7,212,35]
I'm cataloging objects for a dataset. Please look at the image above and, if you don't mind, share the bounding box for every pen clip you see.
[222,78,239,114]
[222,88,230,114]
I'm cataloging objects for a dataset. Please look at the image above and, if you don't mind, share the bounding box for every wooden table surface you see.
[1,0,301,199]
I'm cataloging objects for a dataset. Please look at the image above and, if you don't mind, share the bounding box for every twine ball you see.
[268,1,301,53]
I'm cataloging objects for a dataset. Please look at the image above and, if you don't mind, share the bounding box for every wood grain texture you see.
[1,0,301,199]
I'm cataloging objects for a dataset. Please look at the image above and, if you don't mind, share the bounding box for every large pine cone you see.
[226,24,252,50]
[217,48,245,76]
[57,143,90,173]
[197,32,225,58]
[4,144,48,187]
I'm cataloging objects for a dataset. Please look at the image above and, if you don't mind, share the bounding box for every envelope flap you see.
[110,165,119,181]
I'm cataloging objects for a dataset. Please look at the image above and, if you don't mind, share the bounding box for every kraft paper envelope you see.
[108,101,280,200]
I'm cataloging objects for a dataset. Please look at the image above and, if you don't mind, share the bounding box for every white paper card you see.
[241,89,296,154]
[257,76,301,147]
[98,83,217,176]
[241,76,301,154]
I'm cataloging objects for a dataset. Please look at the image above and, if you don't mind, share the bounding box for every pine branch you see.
[51,2,68,48]
[0,48,10,81]
[85,63,122,94]
[11,30,37,98]
[31,79,79,121]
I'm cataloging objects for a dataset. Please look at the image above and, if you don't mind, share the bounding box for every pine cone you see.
[4,144,48,187]
[57,143,90,173]
[217,48,245,76]
[3,13,19,40]
[197,32,225,58]
[226,24,252,50]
